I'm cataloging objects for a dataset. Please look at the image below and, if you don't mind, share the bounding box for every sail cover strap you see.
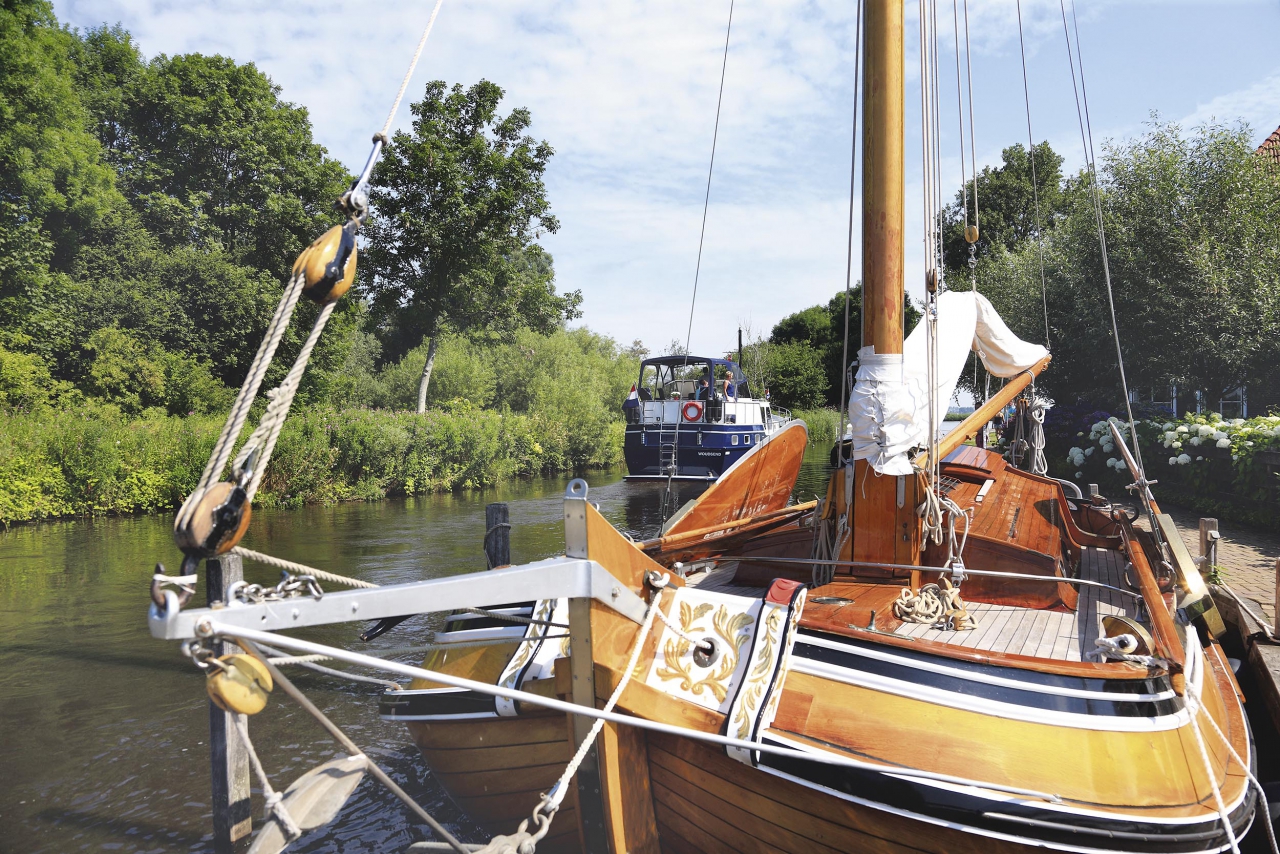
[848,291,1048,476]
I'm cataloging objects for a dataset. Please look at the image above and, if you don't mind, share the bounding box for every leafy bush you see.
[1051,408,1280,530]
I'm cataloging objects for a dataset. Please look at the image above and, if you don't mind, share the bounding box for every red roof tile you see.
[1259,124,1280,169]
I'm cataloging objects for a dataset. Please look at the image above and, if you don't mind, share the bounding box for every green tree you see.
[0,1,120,344]
[979,119,1280,409]
[942,142,1066,277]
[771,287,921,406]
[95,49,351,278]
[363,80,581,413]
[766,342,827,409]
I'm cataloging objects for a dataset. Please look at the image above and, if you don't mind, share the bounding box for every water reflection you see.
[0,449,835,853]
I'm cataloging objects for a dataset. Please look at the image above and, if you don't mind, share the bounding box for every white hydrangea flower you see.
[1105,457,1118,468]
[1231,418,1245,426]
[1189,436,1201,446]
[1172,441,1182,450]
[1246,441,1255,447]
[1115,460,1127,471]
[1162,422,1174,431]
[1168,456,1178,466]
[1074,472,1082,478]
[1177,454,1191,465]
[1068,446,1082,457]
[1175,425,1189,434]
[1102,443,1114,454]
[1196,456,1203,461]
[1085,447,1094,456]
[1212,431,1227,441]
[1197,424,1213,437]
[1216,438,1231,449]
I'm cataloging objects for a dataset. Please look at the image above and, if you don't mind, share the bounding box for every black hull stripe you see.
[793,633,1181,717]
[757,735,1256,854]
[379,688,495,719]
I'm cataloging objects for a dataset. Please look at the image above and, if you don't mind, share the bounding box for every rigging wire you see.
[835,0,864,467]
[1015,0,1051,350]
[1057,0,1144,473]
[663,0,736,523]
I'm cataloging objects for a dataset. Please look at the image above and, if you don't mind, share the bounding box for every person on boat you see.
[723,371,737,400]
[695,376,714,401]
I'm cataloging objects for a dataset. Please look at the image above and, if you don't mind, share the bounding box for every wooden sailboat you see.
[149,2,1263,852]
[377,3,1260,852]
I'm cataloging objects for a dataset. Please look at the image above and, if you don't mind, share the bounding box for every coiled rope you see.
[893,578,973,631]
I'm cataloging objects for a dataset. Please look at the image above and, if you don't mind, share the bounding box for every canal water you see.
[0,450,836,853]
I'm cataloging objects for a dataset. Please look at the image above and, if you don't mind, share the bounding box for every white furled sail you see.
[848,291,1048,476]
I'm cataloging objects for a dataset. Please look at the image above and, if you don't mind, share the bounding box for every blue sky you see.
[56,0,1280,360]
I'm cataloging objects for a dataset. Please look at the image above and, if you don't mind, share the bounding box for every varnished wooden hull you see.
[405,714,585,854]
[384,441,1256,853]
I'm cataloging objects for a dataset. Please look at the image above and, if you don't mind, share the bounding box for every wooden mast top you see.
[861,0,905,356]
[851,0,916,567]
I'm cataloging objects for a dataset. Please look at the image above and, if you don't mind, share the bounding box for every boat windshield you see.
[638,359,714,401]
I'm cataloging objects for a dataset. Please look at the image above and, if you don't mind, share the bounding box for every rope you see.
[379,0,446,139]
[1181,629,1242,854]
[497,580,667,852]
[664,0,734,526]
[218,621,1064,803]
[233,301,337,501]
[190,271,308,496]
[1015,0,1050,349]
[266,636,572,667]
[234,713,304,841]
[1028,393,1052,476]
[258,642,404,691]
[835,0,863,467]
[1216,583,1278,639]
[1057,0,1143,475]
[232,546,379,589]
[1184,629,1280,854]
[893,579,973,631]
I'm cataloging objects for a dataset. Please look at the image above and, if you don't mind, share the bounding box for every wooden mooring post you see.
[206,552,252,851]
[1198,517,1219,573]
[485,503,511,568]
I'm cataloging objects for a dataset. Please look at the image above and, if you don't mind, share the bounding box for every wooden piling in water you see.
[485,503,510,568]
[206,552,252,851]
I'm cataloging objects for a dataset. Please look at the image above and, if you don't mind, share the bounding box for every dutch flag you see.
[623,384,639,409]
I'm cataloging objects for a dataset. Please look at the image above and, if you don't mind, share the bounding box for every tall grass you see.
[792,408,842,447]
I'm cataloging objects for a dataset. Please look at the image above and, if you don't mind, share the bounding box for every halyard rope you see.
[233,301,337,501]
[215,620,1064,803]
[1185,628,1279,854]
[234,712,304,841]
[191,271,307,495]
[379,0,447,139]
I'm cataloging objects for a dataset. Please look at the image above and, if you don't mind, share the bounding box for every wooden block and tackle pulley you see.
[293,220,359,304]
[206,653,275,716]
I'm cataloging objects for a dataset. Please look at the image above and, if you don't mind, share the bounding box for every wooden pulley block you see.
[293,221,358,304]
[206,653,274,715]
[173,481,252,558]
[964,224,980,244]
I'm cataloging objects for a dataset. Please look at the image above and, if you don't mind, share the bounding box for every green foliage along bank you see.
[0,328,637,525]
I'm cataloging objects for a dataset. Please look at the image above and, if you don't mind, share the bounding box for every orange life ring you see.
[682,401,704,422]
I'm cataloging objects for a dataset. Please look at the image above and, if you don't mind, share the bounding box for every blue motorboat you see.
[622,355,792,480]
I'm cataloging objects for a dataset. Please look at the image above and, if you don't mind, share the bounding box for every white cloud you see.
[53,0,1277,360]
[1181,70,1280,142]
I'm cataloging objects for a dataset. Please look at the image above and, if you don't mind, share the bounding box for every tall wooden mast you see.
[852,0,919,566]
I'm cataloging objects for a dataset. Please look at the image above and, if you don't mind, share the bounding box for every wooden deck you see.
[683,562,765,598]
[893,546,1139,661]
